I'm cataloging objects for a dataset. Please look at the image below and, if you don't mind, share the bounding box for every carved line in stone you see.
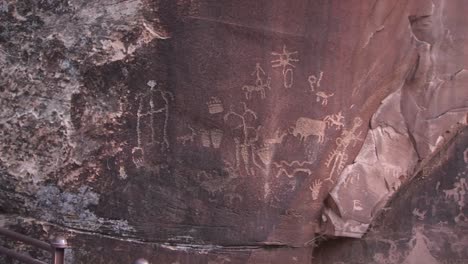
[273,160,312,178]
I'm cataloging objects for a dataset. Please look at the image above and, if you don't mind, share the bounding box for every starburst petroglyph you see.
[271,45,299,89]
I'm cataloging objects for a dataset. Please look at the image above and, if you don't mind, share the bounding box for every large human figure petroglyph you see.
[131,80,174,167]
[224,103,259,175]
[271,45,299,89]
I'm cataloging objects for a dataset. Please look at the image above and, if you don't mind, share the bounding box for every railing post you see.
[50,236,68,264]
[133,258,149,264]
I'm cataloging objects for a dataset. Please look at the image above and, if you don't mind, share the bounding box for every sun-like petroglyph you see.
[271,45,299,89]
[273,160,313,178]
[316,91,335,106]
[289,117,328,143]
[131,80,174,167]
[206,96,224,114]
[309,179,323,200]
[325,117,364,182]
[324,112,345,130]
[224,103,259,175]
[308,71,323,92]
[177,125,196,146]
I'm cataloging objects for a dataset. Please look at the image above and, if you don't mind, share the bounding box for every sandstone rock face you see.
[0,0,467,263]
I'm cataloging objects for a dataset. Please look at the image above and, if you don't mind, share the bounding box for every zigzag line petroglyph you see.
[275,168,312,178]
[273,160,313,167]
[273,160,313,178]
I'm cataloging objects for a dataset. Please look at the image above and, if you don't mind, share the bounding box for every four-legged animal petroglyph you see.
[242,77,271,100]
[271,45,299,89]
[177,125,196,146]
[308,71,323,92]
[290,117,327,143]
[316,91,334,106]
[324,112,345,130]
[325,117,364,182]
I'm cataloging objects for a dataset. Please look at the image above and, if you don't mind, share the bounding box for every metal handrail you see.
[0,227,68,264]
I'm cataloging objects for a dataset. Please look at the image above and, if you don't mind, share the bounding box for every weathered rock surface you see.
[0,0,467,263]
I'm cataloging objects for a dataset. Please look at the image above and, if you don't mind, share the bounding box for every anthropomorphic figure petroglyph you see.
[308,71,323,92]
[325,117,364,182]
[224,103,259,175]
[271,45,299,89]
[131,80,174,167]
[147,80,174,150]
[316,91,334,106]
[252,62,266,87]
